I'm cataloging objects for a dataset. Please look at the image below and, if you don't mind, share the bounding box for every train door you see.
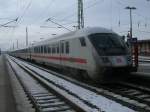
[60,40,65,70]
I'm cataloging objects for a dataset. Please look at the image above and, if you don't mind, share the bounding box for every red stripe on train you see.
[31,55,87,64]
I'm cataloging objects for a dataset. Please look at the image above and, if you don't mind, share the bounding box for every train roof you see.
[11,27,115,52]
[33,27,114,46]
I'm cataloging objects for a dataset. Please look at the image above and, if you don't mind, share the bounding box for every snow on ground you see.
[7,57,49,93]
[11,56,136,112]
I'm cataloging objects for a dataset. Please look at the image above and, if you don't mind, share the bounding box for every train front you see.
[88,33,133,82]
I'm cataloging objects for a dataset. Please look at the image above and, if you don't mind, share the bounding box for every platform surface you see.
[0,55,16,112]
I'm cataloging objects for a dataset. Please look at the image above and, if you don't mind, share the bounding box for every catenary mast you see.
[78,0,84,29]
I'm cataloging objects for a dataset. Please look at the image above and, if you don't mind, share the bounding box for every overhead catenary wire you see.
[43,0,105,30]
[30,0,56,26]
[56,0,104,23]
[39,0,55,17]
[16,0,33,25]
[3,0,33,50]
[46,18,72,31]
[50,2,77,21]
[134,29,150,34]
[0,18,18,27]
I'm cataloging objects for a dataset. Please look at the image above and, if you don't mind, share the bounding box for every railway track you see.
[7,56,107,112]
[7,55,150,112]
[22,58,150,112]
[99,82,150,111]
[32,63,150,112]
[7,56,78,112]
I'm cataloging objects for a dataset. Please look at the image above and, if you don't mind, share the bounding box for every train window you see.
[50,47,51,54]
[39,46,41,53]
[48,47,51,54]
[79,37,86,47]
[35,47,36,53]
[52,46,55,54]
[32,47,34,53]
[41,46,43,53]
[61,43,64,53]
[33,48,35,53]
[44,46,47,53]
[44,46,45,53]
[37,47,39,53]
[46,46,47,53]
[35,47,37,53]
[57,45,59,53]
[34,47,36,53]
[54,46,56,54]
[66,42,69,54]
[36,47,38,53]
[42,46,44,53]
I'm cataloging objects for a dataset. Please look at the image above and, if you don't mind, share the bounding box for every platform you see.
[0,55,16,112]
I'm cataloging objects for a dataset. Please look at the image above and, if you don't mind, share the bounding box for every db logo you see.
[116,58,122,63]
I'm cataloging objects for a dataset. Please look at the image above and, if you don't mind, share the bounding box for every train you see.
[10,27,135,83]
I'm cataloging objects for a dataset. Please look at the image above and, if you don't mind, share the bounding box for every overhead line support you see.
[78,0,84,29]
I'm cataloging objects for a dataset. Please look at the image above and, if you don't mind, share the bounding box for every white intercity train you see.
[11,27,134,82]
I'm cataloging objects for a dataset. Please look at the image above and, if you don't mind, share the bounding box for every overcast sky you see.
[0,0,150,50]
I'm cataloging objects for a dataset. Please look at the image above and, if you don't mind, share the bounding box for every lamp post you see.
[125,6,136,38]
[17,39,18,49]
[125,6,139,70]
[26,27,28,46]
